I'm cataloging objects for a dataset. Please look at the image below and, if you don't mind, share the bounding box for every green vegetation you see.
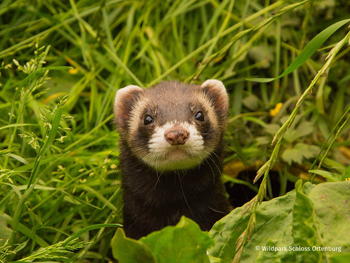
[1,0,350,262]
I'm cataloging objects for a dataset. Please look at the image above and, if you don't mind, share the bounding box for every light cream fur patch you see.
[196,91,219,130]
[127,97,150,142]
[200,79,229,114]
[142,121,210,171]
[201,79,227,98]
[114,85,143,105]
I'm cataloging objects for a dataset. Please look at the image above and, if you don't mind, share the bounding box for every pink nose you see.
[164,129,190,145]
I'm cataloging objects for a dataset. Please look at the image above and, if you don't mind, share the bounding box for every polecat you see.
[114,79,231,239]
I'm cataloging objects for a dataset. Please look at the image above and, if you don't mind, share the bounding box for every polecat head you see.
[114,80,229,171]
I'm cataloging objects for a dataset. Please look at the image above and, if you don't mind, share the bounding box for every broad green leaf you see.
[282,148,303,165]
[255,136,271,146]
[242,94,259,111]
[264,124,280,135]
[284,122,314,142]
[0,215,13,244]
[140,217,214,263]
[248,18,350,82]
[256,239,293,262]
[295,144,320,159]
[248,45,272,69]
[209,181,350,261]
[209,190,296,262]
[292,180,320,262]
[111,228,156,263]
[295,122,315,138]
[111,217,214,263]
[282,143,320,165]
[330,253,350,263]
[308,182,350,254]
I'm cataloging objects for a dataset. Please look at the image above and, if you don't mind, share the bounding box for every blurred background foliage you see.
[1,0,350,261]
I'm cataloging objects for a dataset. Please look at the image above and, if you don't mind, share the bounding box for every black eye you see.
[194,111,204,121]
[144,115,154,125]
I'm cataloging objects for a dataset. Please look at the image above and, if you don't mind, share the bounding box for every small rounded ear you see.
[200,79,229,116]
[114,85,143,128]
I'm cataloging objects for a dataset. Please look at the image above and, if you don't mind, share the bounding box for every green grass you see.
[1,0,350,262]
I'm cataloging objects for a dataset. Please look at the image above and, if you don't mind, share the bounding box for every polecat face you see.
[114,80,229,171]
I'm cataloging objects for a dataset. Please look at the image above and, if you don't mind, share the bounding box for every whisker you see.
[178,173,194,217]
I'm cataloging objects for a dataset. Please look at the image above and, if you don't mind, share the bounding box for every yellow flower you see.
[345,178,350,181]
[270,102,283,116]
[69,67,79,74]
